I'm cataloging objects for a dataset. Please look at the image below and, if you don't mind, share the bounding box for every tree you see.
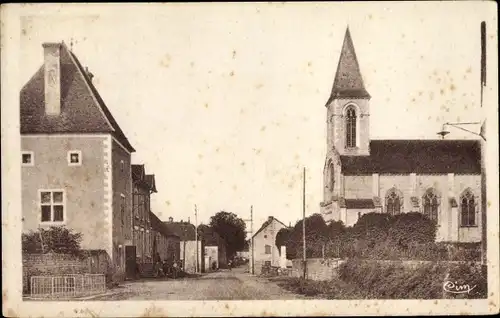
[209,211,246,258]
[286,213,329,259]
[22,226,83,256]
[275,227,293,250]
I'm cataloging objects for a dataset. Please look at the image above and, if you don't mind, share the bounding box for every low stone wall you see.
[22,251,111,294]
[290,258,482,281]
[291,258,345,281]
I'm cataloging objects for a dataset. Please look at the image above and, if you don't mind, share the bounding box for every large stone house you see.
[251,216,288,274]
[20,42,135,277]
[320,28,483,243]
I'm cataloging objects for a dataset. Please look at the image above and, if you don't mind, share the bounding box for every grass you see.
[270,276,363,299]
[270,260,487,299]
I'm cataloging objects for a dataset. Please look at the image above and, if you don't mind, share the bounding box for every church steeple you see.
[326,27,370,106]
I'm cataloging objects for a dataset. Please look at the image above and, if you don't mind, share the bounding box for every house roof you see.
[340,139,481,175]
[145,174,158,193]
[198,225,225,247]
[252,216,289,239]
[20,42,135,152]
[326,27,370,105]
[163,221,196,241]
[150,212,179,238]
[132,165,158,192]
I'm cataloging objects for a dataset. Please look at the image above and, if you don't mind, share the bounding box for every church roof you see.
[326,27,370,105]
[20,42,135,152]
[340,140,481,175]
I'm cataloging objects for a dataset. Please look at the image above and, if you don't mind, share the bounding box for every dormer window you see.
[68,150,82,166]
[345,106,357,148]
[21,151,34,166]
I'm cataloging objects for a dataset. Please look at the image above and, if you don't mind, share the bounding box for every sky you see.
[18,3,496,234]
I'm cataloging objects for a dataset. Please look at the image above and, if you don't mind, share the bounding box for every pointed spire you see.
[326,27,370,105]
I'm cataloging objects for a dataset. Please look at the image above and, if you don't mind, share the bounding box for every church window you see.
[385,188,402,215]
[345,107,357,148]
[422,188,439,222]
[460,189,476,227]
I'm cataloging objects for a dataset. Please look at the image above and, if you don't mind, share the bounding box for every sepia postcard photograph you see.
[1,2,499,317]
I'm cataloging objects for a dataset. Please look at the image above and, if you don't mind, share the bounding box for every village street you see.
[92,266,303,300]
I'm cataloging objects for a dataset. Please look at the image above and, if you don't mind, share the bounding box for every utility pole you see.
[244,206,254,274]
[302,167,307,279]
[195,204,199,273]
[251,206,254,275]
[480,21,487,266]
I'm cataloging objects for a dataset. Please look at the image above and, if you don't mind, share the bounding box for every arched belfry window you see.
[422,188,439,222]
[345,107,357,148]
[460,188,476,227]
[328,161,335,190]
[386,188,403,215]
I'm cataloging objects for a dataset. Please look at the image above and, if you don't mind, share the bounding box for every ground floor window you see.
[460,189,476,227]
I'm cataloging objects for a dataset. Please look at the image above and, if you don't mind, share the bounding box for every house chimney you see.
[268,216,273,222]
[42,43,62,115]
[85,66,94,82]
[168,217,173,223]
[188,217,190,223]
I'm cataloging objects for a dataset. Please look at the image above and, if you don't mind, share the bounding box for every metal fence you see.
[30,274,106,298]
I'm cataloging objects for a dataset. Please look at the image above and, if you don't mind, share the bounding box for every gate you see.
[125,245,137,280]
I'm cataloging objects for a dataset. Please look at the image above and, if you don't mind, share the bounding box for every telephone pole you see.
[195,204,199,273]
[244,206,254,274]
[302,167,307,279]
[244,206,255,274]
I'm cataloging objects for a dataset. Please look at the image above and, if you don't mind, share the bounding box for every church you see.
[319,27,483,243]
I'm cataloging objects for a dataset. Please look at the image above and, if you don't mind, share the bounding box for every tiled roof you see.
[20,42,135,152]
[326,27,370,105]
[252,216,289,239]
[150,212,179,238]
[163,222,196,241]
[340,140,481,175]
[198,224,225,247]
[345,199,375,209]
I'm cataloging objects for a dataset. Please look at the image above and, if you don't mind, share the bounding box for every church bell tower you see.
[321,27,371,223]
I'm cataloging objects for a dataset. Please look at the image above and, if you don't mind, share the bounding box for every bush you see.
[285,211,478,262]
[389,212,437,248]
[337,259,487,299]
[351,212,392,240]
[22,226,83,256]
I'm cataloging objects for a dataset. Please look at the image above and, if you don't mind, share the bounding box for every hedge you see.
[337,259,487,299]
[281,212,480,261]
